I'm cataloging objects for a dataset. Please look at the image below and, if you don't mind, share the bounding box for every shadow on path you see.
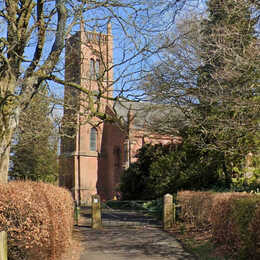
[80,207,161,227]
[77,207,194,260]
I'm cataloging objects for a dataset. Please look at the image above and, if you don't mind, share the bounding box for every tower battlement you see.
[84,31,109,43]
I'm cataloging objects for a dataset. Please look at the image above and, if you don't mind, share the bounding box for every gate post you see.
[0,231,7,260]
[163,194,173,230]
[91,194,102,229]
[74,200,80,226]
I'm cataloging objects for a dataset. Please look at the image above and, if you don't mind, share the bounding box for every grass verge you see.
[168,223,229,260]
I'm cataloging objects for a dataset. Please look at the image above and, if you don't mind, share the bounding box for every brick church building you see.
[59,23,181,205]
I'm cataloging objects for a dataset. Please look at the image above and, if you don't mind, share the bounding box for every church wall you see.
[77,122,105,204]
[128,129,181,164]
[59,157,75,190]
[61,26,114,205]
[78,156,98,204]
[97,117,126,201]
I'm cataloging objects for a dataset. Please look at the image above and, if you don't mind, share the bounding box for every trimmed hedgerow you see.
[211,194,260,260]
[0,181,74,260]
[177,191,260,260]
[177,191,213,227]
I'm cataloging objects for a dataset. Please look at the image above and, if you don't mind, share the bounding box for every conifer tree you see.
[196,0,259,156]
[9,89,58,182]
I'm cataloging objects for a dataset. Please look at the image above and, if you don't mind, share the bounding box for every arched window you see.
[90,58,95,79]
[95,59,100,78]
[90,127,97,151]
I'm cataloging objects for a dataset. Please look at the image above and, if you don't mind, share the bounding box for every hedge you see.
[0,181,74,260]
[211,194,260,259]
[177,191,260,259]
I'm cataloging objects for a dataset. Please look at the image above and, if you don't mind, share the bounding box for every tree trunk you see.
[0,79,19,183]
[0,133,13,183]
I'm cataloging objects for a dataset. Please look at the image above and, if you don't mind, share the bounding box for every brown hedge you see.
[0,181,74,260]
[177,191,260,259]
[211,194,260,259]
[177,191,214,228]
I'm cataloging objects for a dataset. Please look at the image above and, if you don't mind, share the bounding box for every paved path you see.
[76,208,194,260]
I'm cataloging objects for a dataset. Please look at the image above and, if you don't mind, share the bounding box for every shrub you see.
[142,198,164,219]
[0,181,74,260]
[249,204,260,257]
[120,144,176,200]
[231,177,260,193]
[120,143,229,200]
[120,162,144,200]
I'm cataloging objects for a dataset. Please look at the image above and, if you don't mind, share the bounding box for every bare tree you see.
[141,0,260,156]
[0,0,191,182]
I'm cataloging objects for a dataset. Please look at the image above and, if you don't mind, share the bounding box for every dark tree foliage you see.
[120,144,174,200]
[120,142,229,200]
[9,90,58,183]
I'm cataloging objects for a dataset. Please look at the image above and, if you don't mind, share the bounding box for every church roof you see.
[113,100,183,131]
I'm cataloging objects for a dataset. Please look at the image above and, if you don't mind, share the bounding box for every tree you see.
[9,89,58,182]
[120,144,176,200]
[141,0,259,157]
[120,142,228,200]
[196,0,259,155]
[0,0,189,182]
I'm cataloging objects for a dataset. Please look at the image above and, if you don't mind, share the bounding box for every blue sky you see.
[0,0,207,106]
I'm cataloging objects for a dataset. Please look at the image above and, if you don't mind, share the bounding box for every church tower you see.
[59,23,114,205]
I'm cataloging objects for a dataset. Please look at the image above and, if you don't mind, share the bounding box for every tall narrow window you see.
[114,147,121,167]
[90,58,95,79]
[124,142,128,162]
[90,127,97,151]
[95,59,100,78]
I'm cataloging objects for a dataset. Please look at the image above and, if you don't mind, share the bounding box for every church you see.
[59,23,181,205]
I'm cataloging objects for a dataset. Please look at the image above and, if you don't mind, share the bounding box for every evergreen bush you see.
[120,143,228,200]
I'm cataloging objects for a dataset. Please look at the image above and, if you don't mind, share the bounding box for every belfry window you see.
[90,58,95,79]
[95,59,100,78]
[90,127,97,151]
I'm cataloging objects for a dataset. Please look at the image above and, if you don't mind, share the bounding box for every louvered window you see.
[90,128,97,151]
[90,58,95,79]
[95,59,100,78]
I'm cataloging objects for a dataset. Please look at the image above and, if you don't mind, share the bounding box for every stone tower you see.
[59,23,114,205]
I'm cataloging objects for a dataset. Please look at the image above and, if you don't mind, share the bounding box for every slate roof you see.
[113,100,183,130]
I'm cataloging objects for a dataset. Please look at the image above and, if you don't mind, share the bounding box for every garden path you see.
[72,207,194,260]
